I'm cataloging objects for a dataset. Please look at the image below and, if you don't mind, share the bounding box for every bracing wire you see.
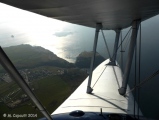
[92,66,107,88]
[134,30,137,118]
[126,69,159,95]
[114,27,132,63]
[101,30,120,89]
[120,31,123,71]
[117,28,132,64]
[117,27,132,51]
[138,22,142,119]
[101,30,111,59]
[126,23,142,98]
[123,29,131,51]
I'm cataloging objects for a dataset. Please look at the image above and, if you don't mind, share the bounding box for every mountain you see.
[2,44,74,70]
[0,44,88,120]
[75,51,105,68]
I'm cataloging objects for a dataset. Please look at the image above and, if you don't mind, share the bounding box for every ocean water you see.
[51,20,159,119]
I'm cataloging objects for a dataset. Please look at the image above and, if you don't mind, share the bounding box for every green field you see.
[0,75,74,120]
[0,45,87,120]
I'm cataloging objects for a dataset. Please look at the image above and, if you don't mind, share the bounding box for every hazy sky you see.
[0,2,159,62]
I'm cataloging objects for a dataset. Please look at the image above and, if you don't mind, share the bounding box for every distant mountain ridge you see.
[2,44,74,70]
[75,51,105,68]
[0,45,105,72]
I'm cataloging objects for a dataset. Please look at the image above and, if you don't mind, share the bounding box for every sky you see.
[0,3,92,59]
[0,3,113,62]
[0,2,159,62]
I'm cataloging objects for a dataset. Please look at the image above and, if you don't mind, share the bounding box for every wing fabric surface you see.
[52,59,142,116]
[1,0,159,29]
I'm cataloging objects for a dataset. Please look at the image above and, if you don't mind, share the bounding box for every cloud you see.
[53,31,73,37]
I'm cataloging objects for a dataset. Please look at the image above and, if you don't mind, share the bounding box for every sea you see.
[1,22,159,120]
[45,20,159,119]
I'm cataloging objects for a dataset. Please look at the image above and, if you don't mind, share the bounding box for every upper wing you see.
[1,0,159,29]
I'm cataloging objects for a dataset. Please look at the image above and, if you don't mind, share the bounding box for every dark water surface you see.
[61,17,159,119]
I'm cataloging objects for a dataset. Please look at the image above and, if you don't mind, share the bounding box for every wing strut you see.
[0,47,53,120]
[111,29,121,64]
[87,23,102,93]
[108,29,121,65]
[119,20,141,95]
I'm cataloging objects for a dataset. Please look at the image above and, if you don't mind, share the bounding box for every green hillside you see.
[0,44,87,119]
[2,44,74,71]
[75,51,105,68]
